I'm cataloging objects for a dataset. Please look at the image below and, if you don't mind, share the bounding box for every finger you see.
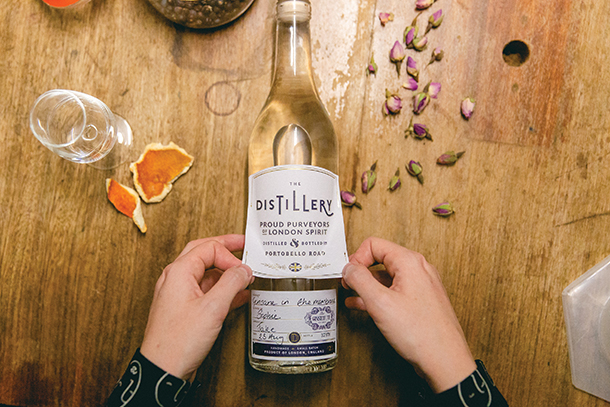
[344,296,367,311]
[350,237,427,280]
[204,265,253,312]
[229,289,251,311]
[177,235,245,260]
[370,265,393,288]
[342,262,387,308]
[199,268,223,293]
[170,240,243,283]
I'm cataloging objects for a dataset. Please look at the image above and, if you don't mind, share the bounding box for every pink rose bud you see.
[412,36,428,51]
[361,161,378,193]
[413,123,432,140]
[383,89,403,116]
[406,160,424,184]
[426,9,444,33]
[341,190,362,209]
[379,12,394,26]
[402,77,419,91]
[367,54,378,76]
[437,151,465,166]
[403,13,421,46]
[432,202,454,217]
[404,26,418,47]
[390,41,406,76]
[426,82,441,99]
[415,0,435,11]
[388,169,401,191]
[406,56,419,81]
[413,92,430,115]
[461,97,476,119]
[428,47,444,66]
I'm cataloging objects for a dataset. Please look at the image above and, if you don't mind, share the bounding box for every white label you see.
[251,289,337,360]
[243,165,348,278]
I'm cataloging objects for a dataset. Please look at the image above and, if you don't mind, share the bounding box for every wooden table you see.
[1,0,609,405]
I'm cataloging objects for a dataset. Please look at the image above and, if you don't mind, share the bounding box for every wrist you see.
[106,349,193,407]
[140,341,193,381]
[421,353,477,393]
[432,360,508,406]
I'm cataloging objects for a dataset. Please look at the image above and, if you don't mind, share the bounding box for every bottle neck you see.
[271,1,316,92]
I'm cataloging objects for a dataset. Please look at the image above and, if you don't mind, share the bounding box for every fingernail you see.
[342,263,355,277]
[236,264,252,280]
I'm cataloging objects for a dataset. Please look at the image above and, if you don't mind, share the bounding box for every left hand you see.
[140,235,253,381]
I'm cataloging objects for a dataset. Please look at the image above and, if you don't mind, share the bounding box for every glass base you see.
[88,114,133,170]
[249,355,337,374]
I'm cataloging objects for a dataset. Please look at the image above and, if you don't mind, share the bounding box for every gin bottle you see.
[244,0,347,374]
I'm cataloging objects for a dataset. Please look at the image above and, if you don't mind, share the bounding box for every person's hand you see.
[140,234,253,381]
[341,237,476,393]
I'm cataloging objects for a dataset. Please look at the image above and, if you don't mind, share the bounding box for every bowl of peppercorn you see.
[147,0,256,29]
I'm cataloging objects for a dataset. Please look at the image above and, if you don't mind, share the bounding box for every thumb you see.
[342,262,387,306]
[205,265,253,315]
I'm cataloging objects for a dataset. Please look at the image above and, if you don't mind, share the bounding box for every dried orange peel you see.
[129,142,194,203]
[106,179,147,233]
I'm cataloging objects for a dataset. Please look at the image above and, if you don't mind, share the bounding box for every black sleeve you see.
[430,360,509,407]
[105,348,194,407]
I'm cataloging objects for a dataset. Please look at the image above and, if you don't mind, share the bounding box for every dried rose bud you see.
[406,56,419,81]
[428,47,444,66]
[437,151,465,166]
[341,190,362,209]
[424,81,441,99]
[367,54,378,76]
[413,92,430,115]
[379,12,394,26]
[403,13,421,47]
[412,36,428,51]
[361,161,378,193]
[426,9,444,33]
[389,41,406,76]
[432,202,454,217]
[404,26,418,47]
[388,169,401,191]
[406,160,424,184]
[383,89,403,116]
[415,0,435,11]
[461,97,476,120]
[413,123,432,140]
[402,77,419,91]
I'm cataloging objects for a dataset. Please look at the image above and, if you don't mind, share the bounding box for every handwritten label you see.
[251,289,337,360]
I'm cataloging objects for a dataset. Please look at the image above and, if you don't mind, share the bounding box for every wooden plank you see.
[1,0,610,406]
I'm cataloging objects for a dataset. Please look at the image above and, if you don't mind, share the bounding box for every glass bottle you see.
[245,0,345,374]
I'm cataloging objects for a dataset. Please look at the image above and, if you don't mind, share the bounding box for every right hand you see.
[341,237,476,393]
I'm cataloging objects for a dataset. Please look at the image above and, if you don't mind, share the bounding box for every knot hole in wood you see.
[502,40,530,67]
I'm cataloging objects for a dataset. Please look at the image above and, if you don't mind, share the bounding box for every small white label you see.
[243,165,348,279]
[251,289,337,360]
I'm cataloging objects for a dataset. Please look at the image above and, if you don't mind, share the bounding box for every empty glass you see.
[30,89,133,170]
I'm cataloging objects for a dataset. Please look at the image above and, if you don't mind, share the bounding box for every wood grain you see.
[1,0,609,406]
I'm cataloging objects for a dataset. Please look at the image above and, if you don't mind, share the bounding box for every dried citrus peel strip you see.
[106,179,147,233]
[130,142,194,203]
